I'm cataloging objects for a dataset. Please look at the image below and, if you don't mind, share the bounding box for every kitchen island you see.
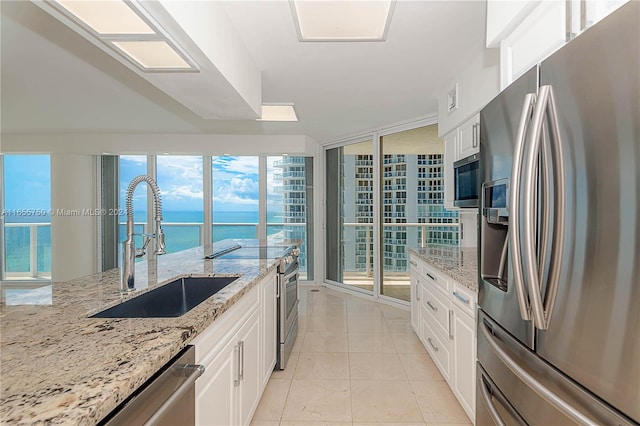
[0,243,279,425]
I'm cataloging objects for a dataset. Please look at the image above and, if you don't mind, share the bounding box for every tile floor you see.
[251,286,472,426]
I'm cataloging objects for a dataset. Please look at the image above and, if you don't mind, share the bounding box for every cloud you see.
[161,185,204,201]
[212,156,259,175]
[214,176,259,206]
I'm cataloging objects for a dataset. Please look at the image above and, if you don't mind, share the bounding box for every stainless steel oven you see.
[277,253,299,370]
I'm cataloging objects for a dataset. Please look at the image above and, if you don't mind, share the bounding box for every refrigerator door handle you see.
[509,93,536,321]
[523,85,566,330]
[541,84,566,330]
[480,321,599,426]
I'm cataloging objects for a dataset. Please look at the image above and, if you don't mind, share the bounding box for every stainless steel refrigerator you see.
[477,2,639,424]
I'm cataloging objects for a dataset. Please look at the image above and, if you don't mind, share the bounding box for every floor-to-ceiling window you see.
[268,156,314,280]
[1,155,51,280]
[326,140,374,295]
[379,125,458,302]
[325,124,458,304]
[211,156,260,241]
[118,155,148,263]
[157,155,204,253]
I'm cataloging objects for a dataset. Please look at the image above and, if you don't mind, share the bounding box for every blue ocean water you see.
[4,211,283,272]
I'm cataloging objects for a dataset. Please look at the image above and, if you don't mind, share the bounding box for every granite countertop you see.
[409,245,478,291]
[0,243,280,425]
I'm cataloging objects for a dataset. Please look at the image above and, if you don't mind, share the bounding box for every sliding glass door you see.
[325,124,458,304]
[325,139,374,295]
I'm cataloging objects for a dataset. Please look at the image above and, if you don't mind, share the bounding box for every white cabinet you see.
[261,271,277,389]
[193,270,277,426]
[450,282,476,421]
[409,256,421,335]
[457,114,480,159]
[409,255,477,422]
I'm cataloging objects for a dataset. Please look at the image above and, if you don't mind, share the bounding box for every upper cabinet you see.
[457,114,480,160]
[487,0,630,89]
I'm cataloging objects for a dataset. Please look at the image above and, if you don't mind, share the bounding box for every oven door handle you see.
[282,269,299,283]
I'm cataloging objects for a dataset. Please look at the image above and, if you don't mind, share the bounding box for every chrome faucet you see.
[122,175,166,292]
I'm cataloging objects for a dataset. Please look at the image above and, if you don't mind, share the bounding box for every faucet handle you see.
[135,247,146,258]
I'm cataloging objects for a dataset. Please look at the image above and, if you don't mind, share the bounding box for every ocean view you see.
[4,211,285,274]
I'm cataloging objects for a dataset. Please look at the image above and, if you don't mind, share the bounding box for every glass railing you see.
[4,223,51,279]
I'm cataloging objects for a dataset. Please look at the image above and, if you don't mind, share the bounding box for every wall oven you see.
[453,153,480,207]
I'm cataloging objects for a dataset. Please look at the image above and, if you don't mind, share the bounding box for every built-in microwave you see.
[453,154,479,208]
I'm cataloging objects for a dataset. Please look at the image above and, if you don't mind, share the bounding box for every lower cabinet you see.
[411,257,477,422]
[193,270,277,426]
[409,256,421,334]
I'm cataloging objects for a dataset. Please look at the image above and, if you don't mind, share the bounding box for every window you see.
[2,155,51,280]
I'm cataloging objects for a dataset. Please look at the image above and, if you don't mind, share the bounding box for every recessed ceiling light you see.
[258,105,298,122]
[55,0,155,35]
[112,40,192,69]
[48,0,198,72]
[290,0,396,42]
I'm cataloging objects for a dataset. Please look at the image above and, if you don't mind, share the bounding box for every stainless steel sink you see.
[91,276,239,318]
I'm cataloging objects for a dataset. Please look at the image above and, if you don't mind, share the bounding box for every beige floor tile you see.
[281,422,352,426]
[351,380,424,423]
[386,319,417,333]
[291,329,306,353]
[301,332,349,352]
[294,352,350,379]
[398,353,445,381]
[411,381,471,424]
[252,378,291,421]
[281,379,352,422]
[249,420,279,426]
[349,352,406,380]
[425,423,472,426]
[353,423,426,426]
[391,331,428,354]
[380,303,411,320]
[348,316,389,333]
[305,316,348,332]
[348,332,396,353]
[271,351,300,380]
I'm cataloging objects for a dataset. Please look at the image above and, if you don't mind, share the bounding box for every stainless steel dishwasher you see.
[100,345,204,426]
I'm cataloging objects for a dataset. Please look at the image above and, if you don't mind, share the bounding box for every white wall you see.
[1,133,317,156]
[50,154,98,281]
[437,48,501,137]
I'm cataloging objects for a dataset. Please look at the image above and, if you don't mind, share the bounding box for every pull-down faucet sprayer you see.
[122,175,166,292]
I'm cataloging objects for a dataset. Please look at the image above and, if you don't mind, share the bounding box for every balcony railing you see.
[2,221,308,280]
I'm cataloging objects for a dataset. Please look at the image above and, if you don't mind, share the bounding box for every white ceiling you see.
[1,0,487,143]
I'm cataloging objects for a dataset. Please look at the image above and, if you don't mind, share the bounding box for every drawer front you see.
[421,284,451,338]
[451,282,476,318]
[422,264,449,294]
[421,318,451,381]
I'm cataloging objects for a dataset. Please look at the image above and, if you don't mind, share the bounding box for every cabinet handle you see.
[234,343,241,386]
[426,301,437,312]
[239,340,244,381]
[416,283,420,301]
[448,310,454,339]
[427,337,439,352]
[473,123,479,148]
[426,273,436,281]
[453,291,470,305]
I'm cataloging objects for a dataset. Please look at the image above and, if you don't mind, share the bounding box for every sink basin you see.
[91,276,239,318]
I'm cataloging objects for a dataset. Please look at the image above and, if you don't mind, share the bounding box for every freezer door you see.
[478,67,538,349]
[477,311,635,426]
[536,2,640,422]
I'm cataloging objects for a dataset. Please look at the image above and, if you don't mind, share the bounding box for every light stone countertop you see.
[0,244,280,425]
[409,245,478,292]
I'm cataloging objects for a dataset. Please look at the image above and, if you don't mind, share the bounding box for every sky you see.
[3,155,285,220]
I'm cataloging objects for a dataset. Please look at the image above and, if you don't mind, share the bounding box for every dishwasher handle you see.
[143,363,205,426]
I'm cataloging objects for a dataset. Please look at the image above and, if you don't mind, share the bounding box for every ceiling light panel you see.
[112,40,192,69]
[258,105,298,122]
[291,0,396,41]
[55,0,156,35]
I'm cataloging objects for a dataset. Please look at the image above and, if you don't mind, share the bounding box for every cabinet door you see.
[409,266,421,336]
[238,309,261,426]
[452,304,475,421]
[261,271,277,388]
[196,337,236,426]
[443,129,458,210]
[458,115,480,159]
